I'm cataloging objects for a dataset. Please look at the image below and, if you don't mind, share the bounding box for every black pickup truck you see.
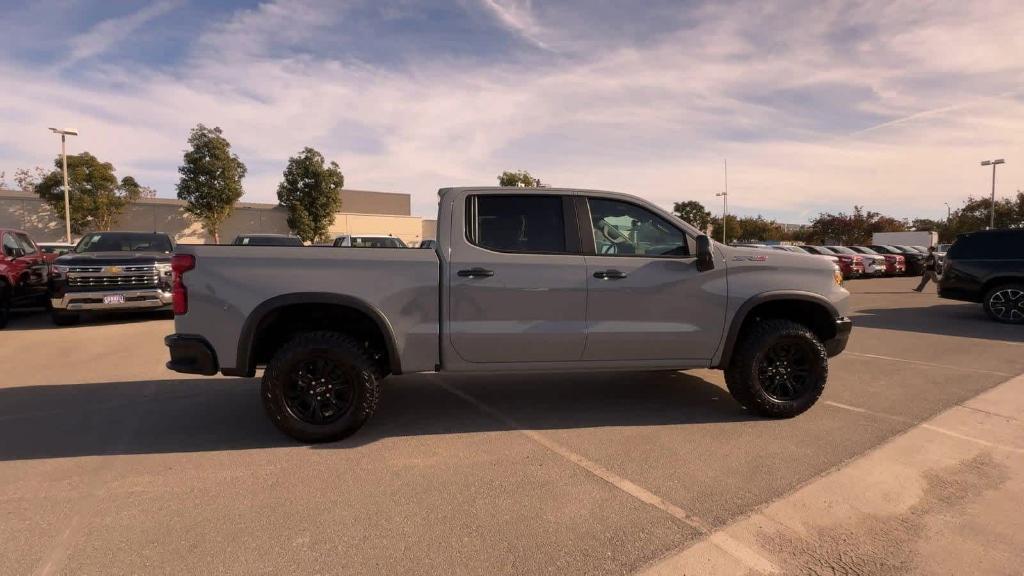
[939,229,1024,324]
[49,231,175,325]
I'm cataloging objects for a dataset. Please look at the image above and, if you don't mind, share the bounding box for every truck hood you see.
[54,252,172,266]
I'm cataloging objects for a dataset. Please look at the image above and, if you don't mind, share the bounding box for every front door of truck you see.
[448,193,587,363]
[581,196,725,361]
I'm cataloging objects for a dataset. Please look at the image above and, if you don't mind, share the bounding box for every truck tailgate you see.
[173,245,439,374]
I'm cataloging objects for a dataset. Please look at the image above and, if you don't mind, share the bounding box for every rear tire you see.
[724,319,828,418]
[51,310,80,326]
[261,331,381,443]
[983,284,1024,324]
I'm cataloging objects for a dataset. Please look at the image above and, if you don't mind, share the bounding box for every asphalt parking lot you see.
[2,277,1023,576]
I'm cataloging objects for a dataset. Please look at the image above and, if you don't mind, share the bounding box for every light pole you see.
[49,127,78,244]
[980,158,1005,230]
[715,159,728,243]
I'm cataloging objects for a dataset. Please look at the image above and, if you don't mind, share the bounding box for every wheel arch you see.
[715,291,840,369]
[230,292,401,377]
[980,276,1024,297]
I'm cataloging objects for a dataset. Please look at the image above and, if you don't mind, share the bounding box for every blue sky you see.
[1,0,1022,222]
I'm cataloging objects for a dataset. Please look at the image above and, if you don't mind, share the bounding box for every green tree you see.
[946,192,1024,239]
[736,215,784,242]
[806,206,906,245]
[277,147,344,243]
[709,215,741,243]
[33,152,144,233]
[672,200,712,231]
[498,170,543,187]
[176,124,247,243]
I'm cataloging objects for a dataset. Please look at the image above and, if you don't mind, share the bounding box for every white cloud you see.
[1,0,1022,224]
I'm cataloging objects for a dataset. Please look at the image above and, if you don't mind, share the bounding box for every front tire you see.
[725,319,828,418]
[261,331,381,443]
[983,284,1024,324]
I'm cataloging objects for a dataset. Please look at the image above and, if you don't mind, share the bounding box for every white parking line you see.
[825,400,1024,454]
[434,378,781,573]
[845,352,1014,376]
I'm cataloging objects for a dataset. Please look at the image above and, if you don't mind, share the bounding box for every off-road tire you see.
[50,309,80,326]
[982,283,1024,324]
[0,282,10,329]
[724,319,828,418]
[261,331,381,443]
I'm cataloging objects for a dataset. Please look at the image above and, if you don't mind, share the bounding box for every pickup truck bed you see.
[170,246,439,376]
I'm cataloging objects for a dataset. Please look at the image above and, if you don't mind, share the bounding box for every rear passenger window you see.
[466,195,567,254]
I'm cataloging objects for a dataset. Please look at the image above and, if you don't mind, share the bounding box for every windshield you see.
[894,245,922,253]
[937,244,952,252]
[854,247,879,254]
[75,232,173,253]
[826,246,857,255]
[911,245,928,252]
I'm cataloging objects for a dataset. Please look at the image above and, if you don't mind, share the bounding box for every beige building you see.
[0,188,436,245]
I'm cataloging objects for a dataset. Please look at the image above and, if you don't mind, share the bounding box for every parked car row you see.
[734,243,918,279]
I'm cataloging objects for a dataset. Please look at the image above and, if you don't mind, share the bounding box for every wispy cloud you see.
[478,0,551,51]
[64,0,183,66]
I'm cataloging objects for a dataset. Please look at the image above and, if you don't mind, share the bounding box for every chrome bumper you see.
[51,289,173,311]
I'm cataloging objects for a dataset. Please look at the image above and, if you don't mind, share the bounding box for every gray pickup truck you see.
[166,187,851,442]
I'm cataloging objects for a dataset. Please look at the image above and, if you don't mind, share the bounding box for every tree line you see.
[5,124,344,243]
[673,195,1024,245]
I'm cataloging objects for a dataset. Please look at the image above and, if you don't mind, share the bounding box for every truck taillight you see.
[171,253,195,315]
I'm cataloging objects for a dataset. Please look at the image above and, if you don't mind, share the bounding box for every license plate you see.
[103,294,126,305]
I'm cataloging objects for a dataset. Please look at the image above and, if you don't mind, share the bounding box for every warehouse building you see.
[0,188,436,245]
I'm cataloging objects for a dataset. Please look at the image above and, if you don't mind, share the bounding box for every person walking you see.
[913,246,939,292]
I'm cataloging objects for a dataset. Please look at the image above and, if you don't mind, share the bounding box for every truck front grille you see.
[67,274,160,290]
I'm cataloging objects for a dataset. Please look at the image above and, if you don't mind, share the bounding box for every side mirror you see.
[696,235,715,272]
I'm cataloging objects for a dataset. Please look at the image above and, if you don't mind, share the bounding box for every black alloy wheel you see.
[755,338,814,402]
[283,356,355,425]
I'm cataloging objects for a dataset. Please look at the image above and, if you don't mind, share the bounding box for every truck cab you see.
[167,187,851,442]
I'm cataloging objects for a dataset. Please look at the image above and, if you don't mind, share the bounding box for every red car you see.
[850,246,905,276]
[0,228,49,328]
[801,245,865,278]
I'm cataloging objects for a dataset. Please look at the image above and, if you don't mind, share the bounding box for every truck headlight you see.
[156,263,173,277]
[52,264,70,277]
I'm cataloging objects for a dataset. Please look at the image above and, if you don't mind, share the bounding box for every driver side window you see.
[587,198,690,257]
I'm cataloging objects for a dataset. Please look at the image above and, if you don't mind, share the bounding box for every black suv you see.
[939,229,1024,324]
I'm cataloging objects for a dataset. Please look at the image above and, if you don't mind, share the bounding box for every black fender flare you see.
[227,292,402,377]
[714,290,840,368]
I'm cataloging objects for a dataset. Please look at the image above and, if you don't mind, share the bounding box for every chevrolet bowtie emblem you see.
[106,266,123,274]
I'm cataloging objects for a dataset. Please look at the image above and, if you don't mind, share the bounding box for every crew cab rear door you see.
[580,195,725,361]
[447,193,587,363]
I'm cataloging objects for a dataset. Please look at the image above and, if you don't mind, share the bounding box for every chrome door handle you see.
[593,269,627,280]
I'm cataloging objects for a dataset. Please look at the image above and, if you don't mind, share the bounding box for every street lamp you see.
[49,127,79,244]
[715,159,728,243]
[980,158,1005,230]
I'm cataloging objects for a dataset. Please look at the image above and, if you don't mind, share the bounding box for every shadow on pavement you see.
[0,370,752,461]
[853,304,1024,342]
